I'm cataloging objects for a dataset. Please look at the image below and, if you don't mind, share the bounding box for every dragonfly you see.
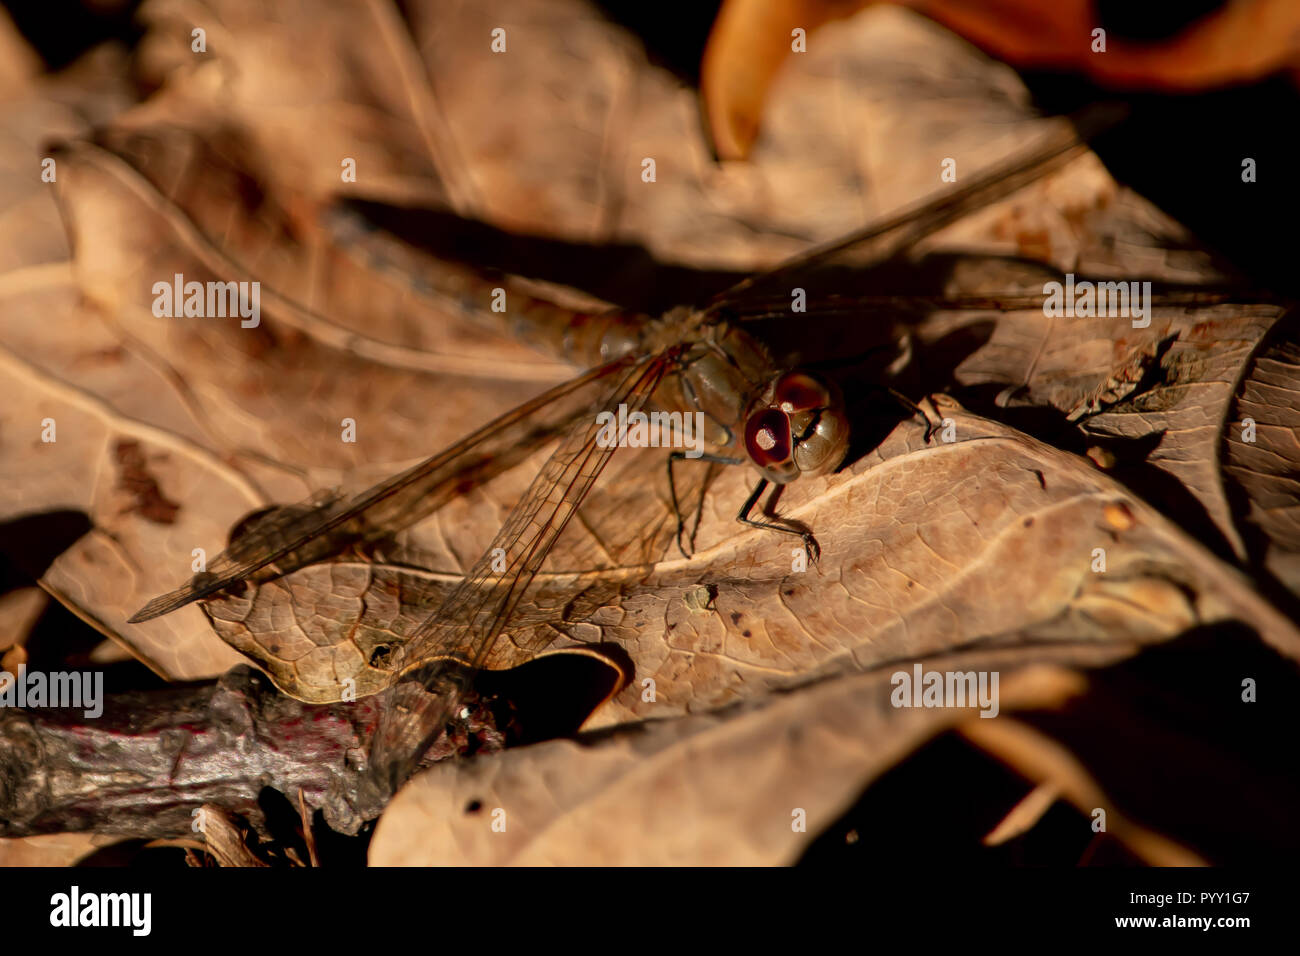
[129,108,1119,811]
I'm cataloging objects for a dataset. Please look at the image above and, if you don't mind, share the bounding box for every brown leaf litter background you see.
[1,0,1298,865]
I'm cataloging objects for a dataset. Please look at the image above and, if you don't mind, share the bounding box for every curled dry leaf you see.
[883,170,1295,581]
[1222,323,1300,596]
[907,274,1291,567]
[703,0,1300,158]
[369,652,1191,865]
[702,0,866,159]
[1075,305,1289,562]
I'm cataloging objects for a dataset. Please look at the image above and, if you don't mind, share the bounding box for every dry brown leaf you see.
[1222,324,1300,595]
[34,2,1285,713]
[192,803,271,867]
[0,832,100,867]
[135,0,476,213]
[0,587,46,654]
[134,0,1085,270]
[702,0,866,159]
[3,0,1293,866]
[0,6,41,95]
[874,176,1291,571]
[906,282,1289,566]
[17,131,565,678]
[981,781,1061,846]
[563,397,1300,726]
[369,652,1150,864]
[1075,307,1285,562]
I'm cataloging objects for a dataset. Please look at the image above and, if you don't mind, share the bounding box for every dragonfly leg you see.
[736,478,820,564]
[667,451,743,559]
[868,385,936,442]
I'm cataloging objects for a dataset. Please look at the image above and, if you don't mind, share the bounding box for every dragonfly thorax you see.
[743,371,849,484]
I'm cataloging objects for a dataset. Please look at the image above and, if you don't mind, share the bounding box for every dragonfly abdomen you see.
[321,201,655,369]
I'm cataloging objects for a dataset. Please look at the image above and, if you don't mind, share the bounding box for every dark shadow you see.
[910,320,1000,395]
[339,198,752,319]
[304,806,372,868]
[2,0,143,71]
[802,620,1300,867]
[1023,75,1300,297]
[798,732,1141,867]
[74,840,190,869]
[255,786,316,867]
[1096,0,1228,40]
[0,510,167,692]
[590,0,723,86]
[476,644,628,746]
[839,384,939,469]
[1219,307,1300,624]
[1018,621,1300,864]
[957,381,1090,452]
[20,600,171,694]
[0,510,93,589]
[1085,428,1243,562]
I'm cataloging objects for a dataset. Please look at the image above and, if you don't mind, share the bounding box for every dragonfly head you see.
[743,371,849,484]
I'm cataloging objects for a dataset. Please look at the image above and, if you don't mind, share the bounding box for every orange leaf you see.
[703,0,1300,159]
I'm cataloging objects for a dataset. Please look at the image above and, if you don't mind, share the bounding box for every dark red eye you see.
[744,408,792,467]
[774,372,831,413]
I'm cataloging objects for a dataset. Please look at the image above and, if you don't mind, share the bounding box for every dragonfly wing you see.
[705,105,1126,316]
[363,350,676,795]
[128,355,641,623]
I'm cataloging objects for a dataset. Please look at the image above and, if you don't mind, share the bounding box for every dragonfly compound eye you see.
[774,371,832,413]
[777,370,850,479]
[744,407,796,479]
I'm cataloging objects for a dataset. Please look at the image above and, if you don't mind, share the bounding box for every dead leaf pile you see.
[0,0,1296,865]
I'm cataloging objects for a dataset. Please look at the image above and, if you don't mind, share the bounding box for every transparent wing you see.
[703,104,1128,317]
[362,349,677,796]
[128,355,642,623]
[715,290,1244,324]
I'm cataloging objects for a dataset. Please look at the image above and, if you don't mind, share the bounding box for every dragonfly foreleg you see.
[869,385,937,443]
[736,478,820,565]
[667,451,744,559]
